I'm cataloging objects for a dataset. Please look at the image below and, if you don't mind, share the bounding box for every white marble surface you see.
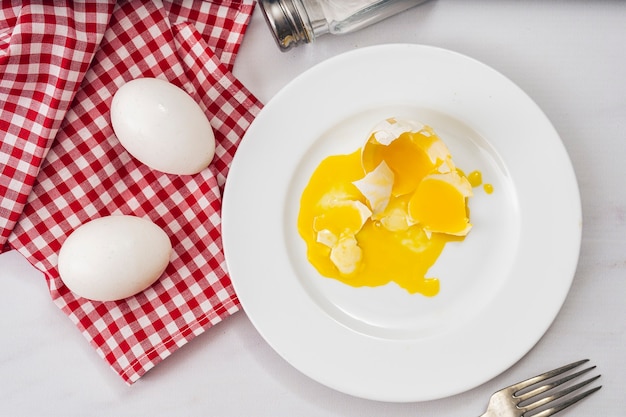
[1,1,625,415]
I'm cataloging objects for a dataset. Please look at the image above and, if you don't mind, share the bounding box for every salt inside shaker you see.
[258,0,428,51]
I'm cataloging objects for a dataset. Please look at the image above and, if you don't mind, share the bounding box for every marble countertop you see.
[1,1,624,416]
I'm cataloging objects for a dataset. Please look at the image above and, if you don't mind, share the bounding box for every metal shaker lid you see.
[257,0,310,51]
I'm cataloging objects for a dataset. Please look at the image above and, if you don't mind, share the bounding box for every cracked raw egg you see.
[298,118,483,296]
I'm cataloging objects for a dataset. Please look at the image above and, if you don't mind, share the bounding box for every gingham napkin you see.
[0,1,262,384]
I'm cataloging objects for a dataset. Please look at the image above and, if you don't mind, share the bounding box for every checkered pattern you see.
[0,1,262,384]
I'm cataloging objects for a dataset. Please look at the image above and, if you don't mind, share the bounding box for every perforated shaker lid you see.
[257,0,310,51]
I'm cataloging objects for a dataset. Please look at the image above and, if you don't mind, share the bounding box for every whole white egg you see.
[110,77,216,175]
[58,215,172,302]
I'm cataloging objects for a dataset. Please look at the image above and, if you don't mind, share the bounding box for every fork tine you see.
[522,374,601,412]
[531,385,602,417]
[516,365,595,402]
[508,359,589,392]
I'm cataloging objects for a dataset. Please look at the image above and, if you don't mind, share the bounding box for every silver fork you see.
[479,359,601,417]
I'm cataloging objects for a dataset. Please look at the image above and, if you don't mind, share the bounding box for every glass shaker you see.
[258,0,428,51]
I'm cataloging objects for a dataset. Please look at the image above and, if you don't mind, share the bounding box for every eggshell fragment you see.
[58,215,172,302]
[329,235,362,275]
[352,160,394,215]
[111,77,215,175]
[370,118,424,145]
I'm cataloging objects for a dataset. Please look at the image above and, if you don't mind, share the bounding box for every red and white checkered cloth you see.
[0,1,262,384]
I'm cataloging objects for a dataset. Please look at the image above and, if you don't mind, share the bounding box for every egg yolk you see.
[407,172,472,236]
[297,119,485,296]
[467,169,494,194]
[362,131,435,196]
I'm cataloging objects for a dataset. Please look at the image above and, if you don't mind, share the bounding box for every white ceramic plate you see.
[222,44,581,402]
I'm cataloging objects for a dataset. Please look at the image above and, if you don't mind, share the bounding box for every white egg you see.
[110,77,216,175]
[58,215,172,302]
